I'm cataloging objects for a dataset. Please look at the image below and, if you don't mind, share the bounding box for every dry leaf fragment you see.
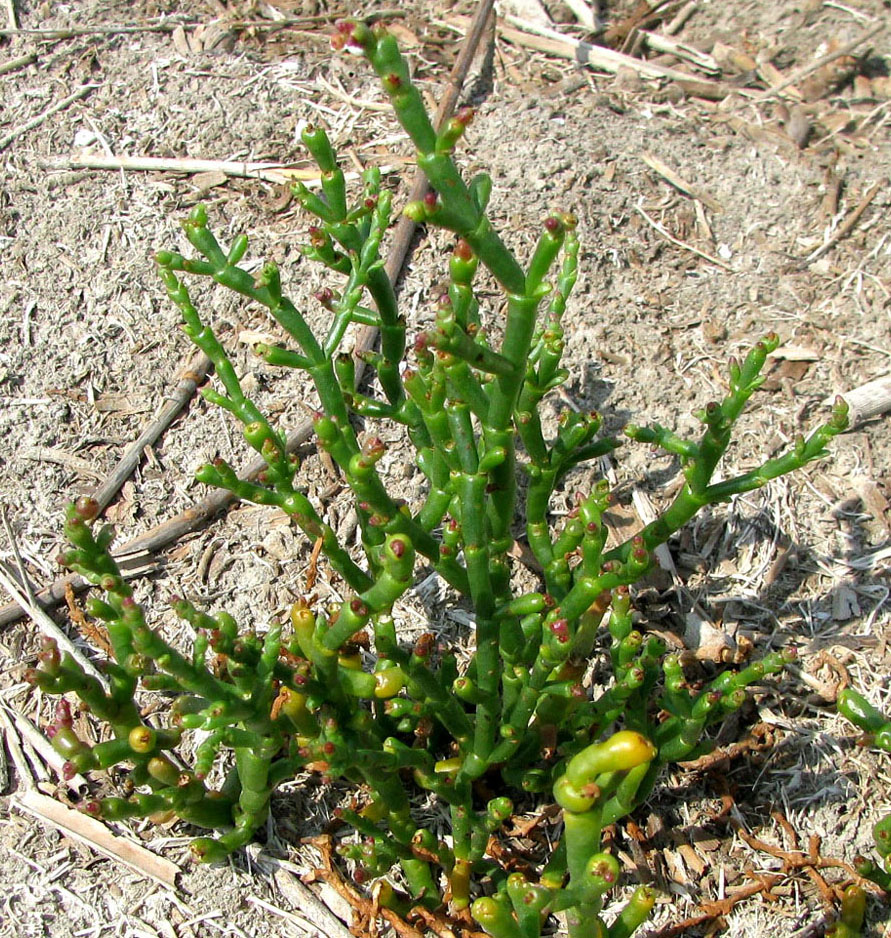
[768,345,820,362]
[832,583,861,622]
[711,42,757,74]
[684,609,735,663]
[191,170,228,191]
[849,476,890,535]
[239,329,279,347]
[800,53,858,101]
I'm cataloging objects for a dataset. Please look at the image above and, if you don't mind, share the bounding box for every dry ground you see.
[1,0,890,936]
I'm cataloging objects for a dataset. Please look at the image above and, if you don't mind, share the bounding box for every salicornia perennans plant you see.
[31,20,851,938]
[838,688,891,894]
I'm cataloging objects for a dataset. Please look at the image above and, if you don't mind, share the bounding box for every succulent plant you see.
[33,19,853,938]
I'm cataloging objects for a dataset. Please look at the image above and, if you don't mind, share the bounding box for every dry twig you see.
[752,21,886,102]
[634,202,733,270]
[15,789,180,888]
[253,853,356,938]
[640,152,722,212]
[833,373,891,427]
[44,153,387,187]
[307,836,428,938]
[0,560,107,685]
[89,350,213,513]
[0,704,35,790]
[562,0,597,28]
[0,699,87,789]
[637,29,719,74]
[482,13,732,99]
[0,51,36,74]
[801,181,882,266]
[0,84,97,151]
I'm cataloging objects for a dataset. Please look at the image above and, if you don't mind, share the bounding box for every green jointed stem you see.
[608,888,656,938]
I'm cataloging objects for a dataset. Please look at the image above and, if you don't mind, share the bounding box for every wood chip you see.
[171,24,190,56]
[784,105,811,149]
[498,0,551,27]
[832,582,861,622]
[711,41,756,74]
[662,847,689,885]
[93,393,153,415]
[677,842,707,876]
[238,329,279,347]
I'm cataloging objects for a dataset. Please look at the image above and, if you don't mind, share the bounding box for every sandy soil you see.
[1,0,890,935]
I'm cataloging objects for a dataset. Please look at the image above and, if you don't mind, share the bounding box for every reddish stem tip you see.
[454,239,474,261]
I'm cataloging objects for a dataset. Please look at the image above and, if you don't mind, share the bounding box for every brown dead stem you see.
[64,581,112,656]
[306,835,428,938]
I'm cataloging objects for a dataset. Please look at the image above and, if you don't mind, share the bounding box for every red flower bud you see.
[74,496,100,521]
[454,239,473,261]
[55,699,73,728]
[389,538,406,558]
[38,639,60,670]
[549,619,570,643]
[413,633,434,658]
[454,106,474,126]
